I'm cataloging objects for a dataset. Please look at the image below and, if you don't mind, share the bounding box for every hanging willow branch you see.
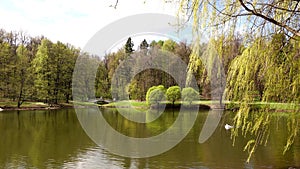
[178,0,300,38]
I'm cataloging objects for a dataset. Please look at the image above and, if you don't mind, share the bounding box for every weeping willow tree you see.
[225,34,300,162]
[177,0,300,163]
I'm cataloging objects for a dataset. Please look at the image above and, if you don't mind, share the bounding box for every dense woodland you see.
[0,29,79,107]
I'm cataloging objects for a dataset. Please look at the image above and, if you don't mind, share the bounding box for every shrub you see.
[182,87,199,105]
[146,85,166,105]
[166,86,181,105]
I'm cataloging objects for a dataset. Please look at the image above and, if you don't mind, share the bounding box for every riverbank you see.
[100,100,211,110]
[0,100,299,112]
[99,100,299,112]
[0,101,74,111]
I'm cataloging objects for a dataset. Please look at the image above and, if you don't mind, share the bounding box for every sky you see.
[0,0,179,49]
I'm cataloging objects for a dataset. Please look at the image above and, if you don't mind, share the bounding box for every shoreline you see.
[0,104,74,111]
[1,101,299,112]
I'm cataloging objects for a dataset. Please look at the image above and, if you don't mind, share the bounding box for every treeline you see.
[1,28,299,107]
[0,29,196,106]
[0,29,80,107]
[102,38,195,101]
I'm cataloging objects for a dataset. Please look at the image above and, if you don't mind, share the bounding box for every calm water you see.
[0,108,299,169]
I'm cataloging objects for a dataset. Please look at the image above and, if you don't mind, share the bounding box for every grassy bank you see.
[0,99,74,111]
[1,99,298,112]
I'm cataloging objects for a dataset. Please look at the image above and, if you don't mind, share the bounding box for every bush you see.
[182,87,199,105]
[148,88,166,106]
[166,86,181,105]
[146,85,166,105]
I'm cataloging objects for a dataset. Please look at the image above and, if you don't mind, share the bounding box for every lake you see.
[0,108,299,168]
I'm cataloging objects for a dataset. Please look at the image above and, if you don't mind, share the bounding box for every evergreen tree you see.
[139,39,149,51]
[124,37,134,54]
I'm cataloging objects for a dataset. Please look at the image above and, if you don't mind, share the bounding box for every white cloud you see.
[0,0,179,48]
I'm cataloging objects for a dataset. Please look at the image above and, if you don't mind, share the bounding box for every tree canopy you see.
[166,86,181,105]
[182,87,199,105]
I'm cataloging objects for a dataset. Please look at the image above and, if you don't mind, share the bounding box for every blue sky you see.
[0,0,178,48]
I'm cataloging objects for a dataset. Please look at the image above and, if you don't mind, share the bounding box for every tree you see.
[16,45,30,107]
[146,85,166,105]
[226,34,300,163]
[162,39,177,52]
[148,88,166,107]
[56,43,78,103]
[139,39,149,50]
[95,60,110,99]
[73,53,99,101]
[32,39,52,102]
[166,86,181,106]
[0,42,14,99]
[178,0,300,38]
[32,39,78,104]
[182,87,199,105]
[124,37,134,54]
[174,41,192,65]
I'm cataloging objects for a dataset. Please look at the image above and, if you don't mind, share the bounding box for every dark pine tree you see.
[125,37,134,54]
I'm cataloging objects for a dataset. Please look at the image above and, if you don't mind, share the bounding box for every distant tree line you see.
[0,29,197,106]
[1,28,299,108]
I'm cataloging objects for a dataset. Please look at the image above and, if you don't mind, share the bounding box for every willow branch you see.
[238,0,300,37]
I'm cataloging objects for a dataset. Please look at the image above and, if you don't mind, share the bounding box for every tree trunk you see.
[17,74,25,108]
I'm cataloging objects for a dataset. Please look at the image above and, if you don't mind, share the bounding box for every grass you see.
[101,100,149,111]
[70,101,97,106]
[0,101,48,108]
[1,98,298,112]
[0,99,74,109]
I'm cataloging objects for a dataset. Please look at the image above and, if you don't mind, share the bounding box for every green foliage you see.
[178,0,300,38]
[0,42,14,99]
[162,39,177,52]
[32,39,53,102]
[182,87,199,104]
[226,35,300,162]
[32,40,79,103]
[148,88,166,106]
[95,61,110,99]
[146,85,166,105]
[15,45,30,107]
[166,86,181,104]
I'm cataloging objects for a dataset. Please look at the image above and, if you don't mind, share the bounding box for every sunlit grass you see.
[0,101,48,108]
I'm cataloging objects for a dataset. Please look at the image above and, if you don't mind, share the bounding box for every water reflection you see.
[0,108,299,168]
